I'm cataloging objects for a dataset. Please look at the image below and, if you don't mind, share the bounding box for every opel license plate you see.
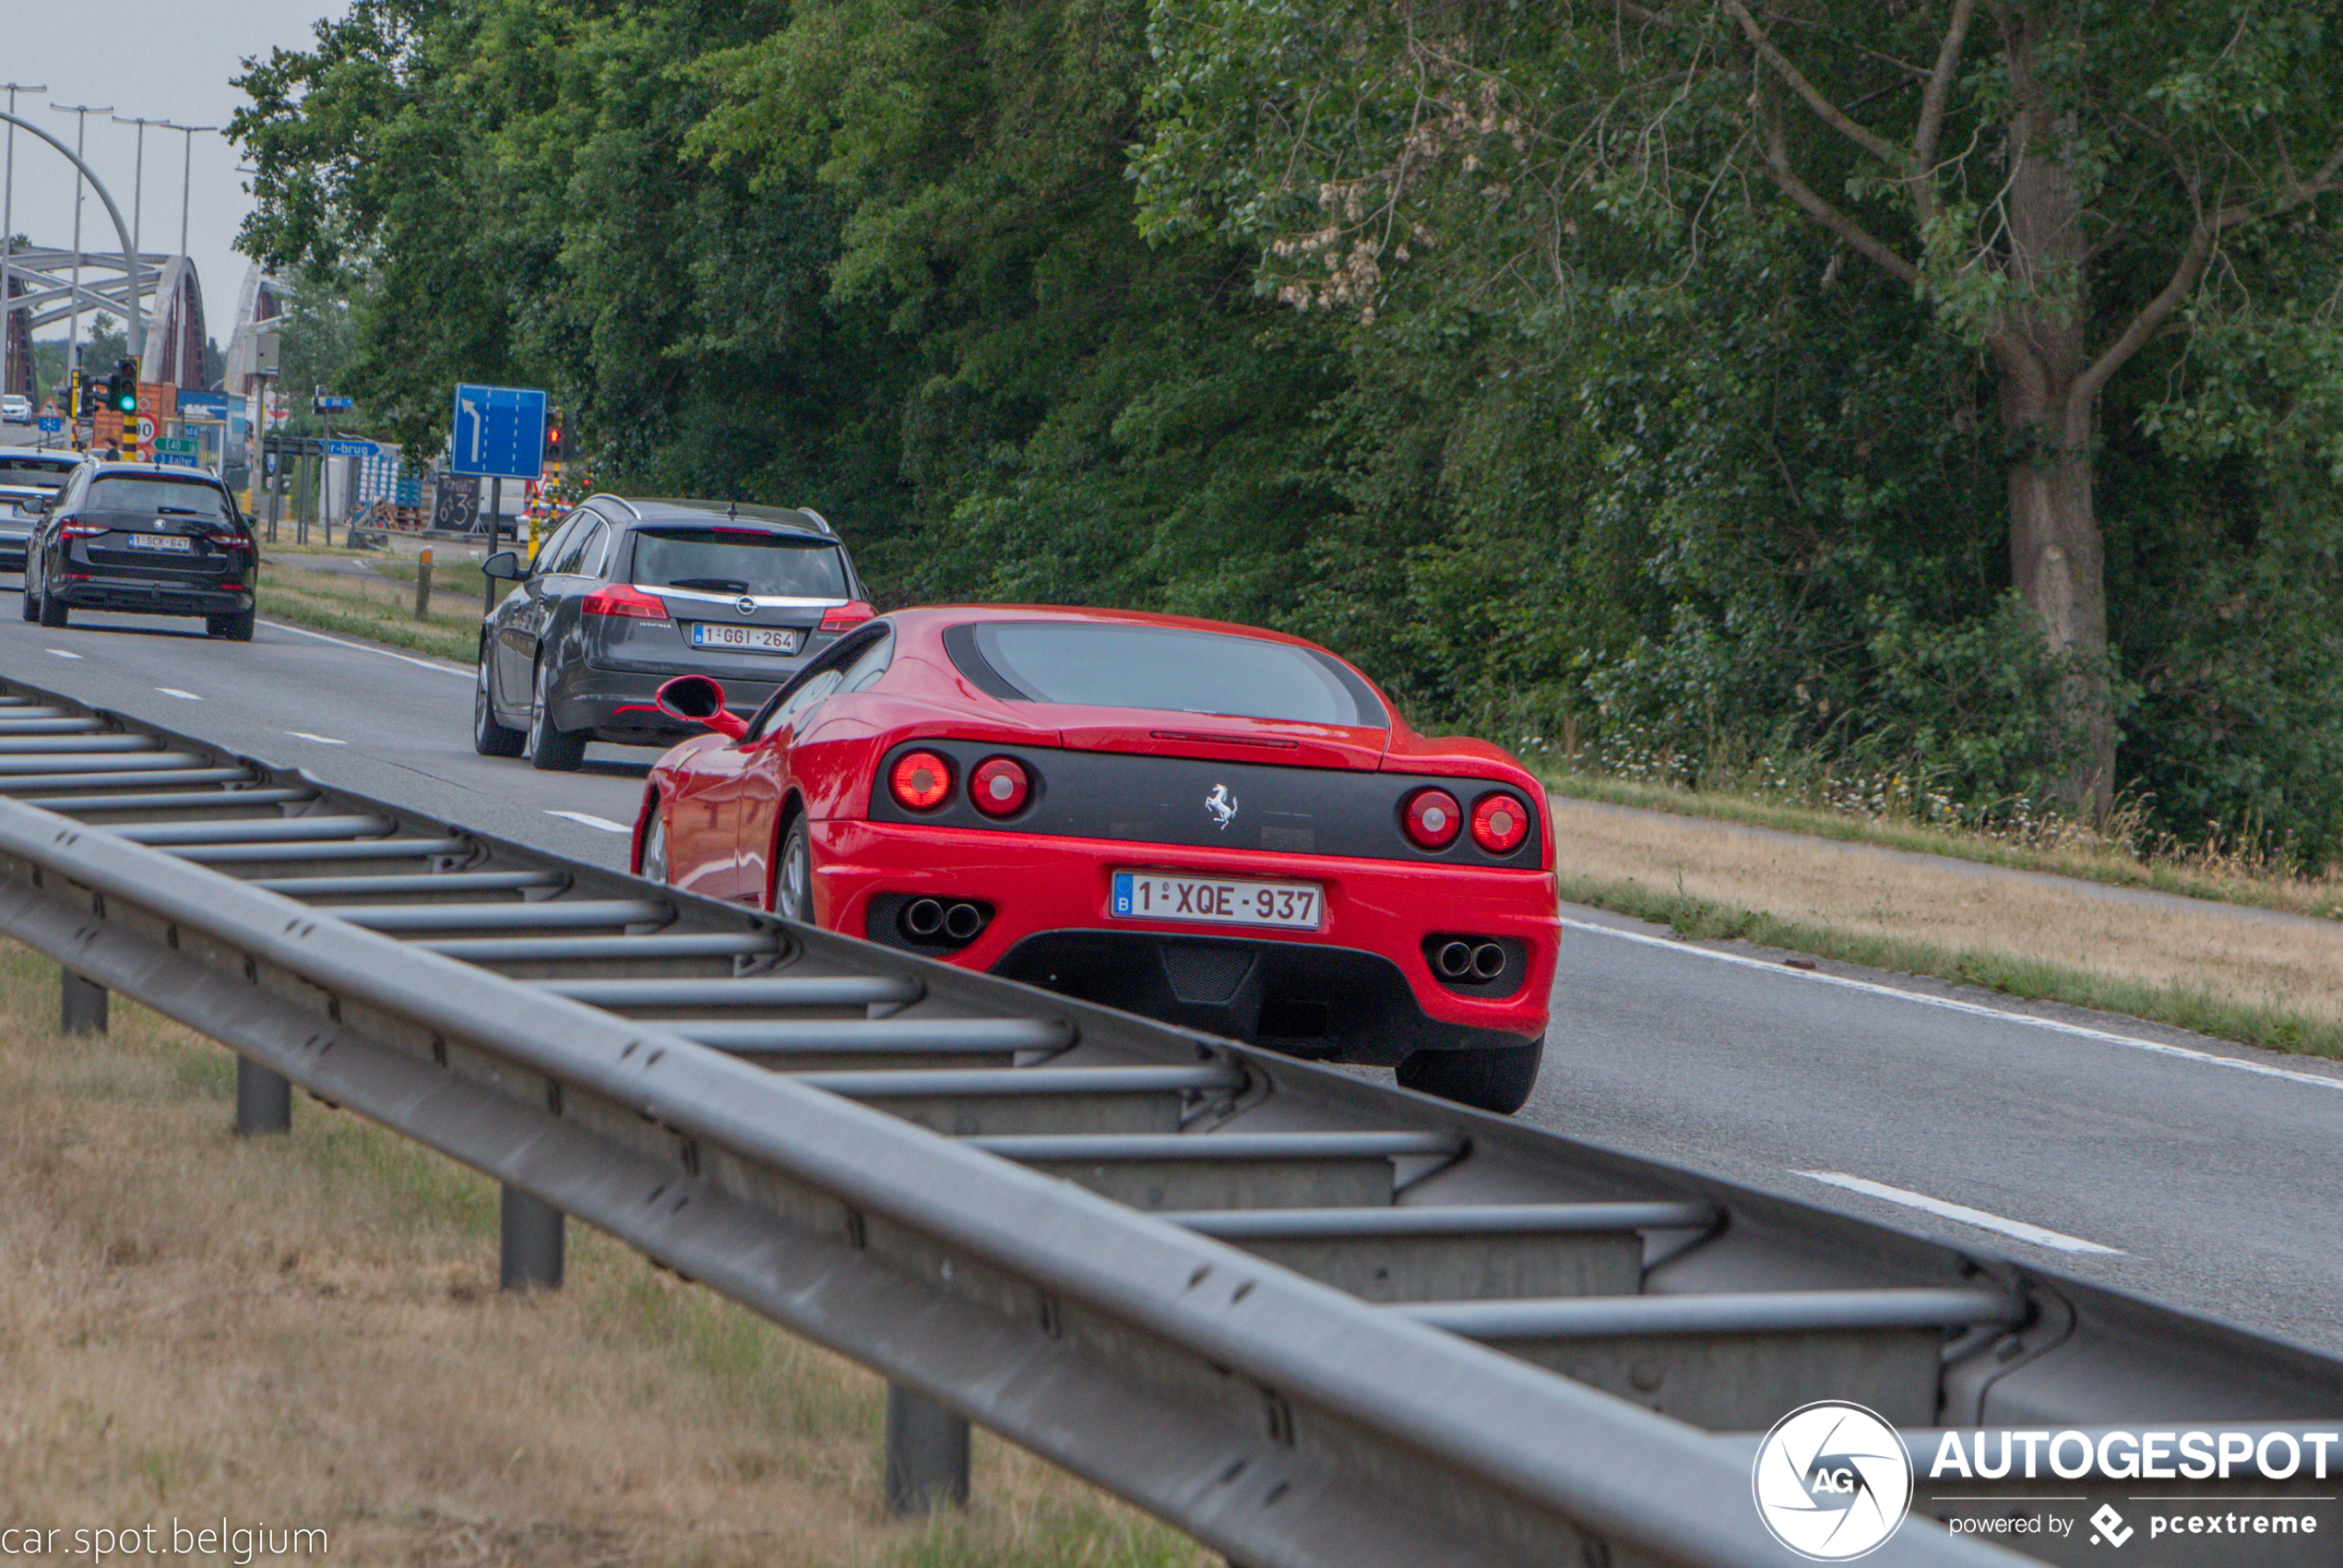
[1111,871,1322,931]
[688,623,802,653]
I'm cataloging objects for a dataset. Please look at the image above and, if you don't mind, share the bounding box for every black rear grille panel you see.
[869,740,1541,867]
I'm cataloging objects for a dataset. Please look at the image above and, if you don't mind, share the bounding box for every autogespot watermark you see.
[1754,1409,2342,1558]
[0,1519,327,1564]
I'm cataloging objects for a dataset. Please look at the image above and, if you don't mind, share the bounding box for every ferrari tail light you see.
[1470,791,1530,853]
[969,756,1030,816]
[889,749,954,811]
[821,600,875,633]
[582,584,672,622]
[1402,787,1462,849]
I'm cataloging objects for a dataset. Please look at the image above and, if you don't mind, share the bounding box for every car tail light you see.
[969,756,1030,816]
[581,584,671,622]
[889,749,954,811]
[1470,791,1530,853]
[1402,787,1462,849]
[59,522,107,539]
[208,532,253,551]
[821,600,875,633]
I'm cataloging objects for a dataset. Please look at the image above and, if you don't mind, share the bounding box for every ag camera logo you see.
[1753,1401,1914,1560]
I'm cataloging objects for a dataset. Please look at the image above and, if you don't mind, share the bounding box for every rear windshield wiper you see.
[666,577,751,592]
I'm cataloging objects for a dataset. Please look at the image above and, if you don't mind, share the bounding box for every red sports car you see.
[632,605,1558,1112]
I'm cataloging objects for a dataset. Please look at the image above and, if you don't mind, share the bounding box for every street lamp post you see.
[163,122,219,263]
[113,114,170,333]
[49,103,113,380]
[0,82,48,401]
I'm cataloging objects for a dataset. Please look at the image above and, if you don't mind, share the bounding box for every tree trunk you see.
[1988,3,2116,823]
[2001,387,2113,821]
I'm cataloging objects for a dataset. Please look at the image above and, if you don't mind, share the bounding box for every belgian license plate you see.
[1111,870,1323,931]
[126,533,193,552]
[688,622,801,653]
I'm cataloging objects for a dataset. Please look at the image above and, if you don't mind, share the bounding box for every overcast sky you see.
[5,0,352,356]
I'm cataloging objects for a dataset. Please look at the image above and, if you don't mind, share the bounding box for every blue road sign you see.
[155,453,200,469]
[449,384,547,481]
[37,416,61,434]
[313,395,356,411]
[327,438,380,458]
[177,391,232,422]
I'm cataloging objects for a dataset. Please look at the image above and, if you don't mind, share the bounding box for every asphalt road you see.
[3,589,2339,1358]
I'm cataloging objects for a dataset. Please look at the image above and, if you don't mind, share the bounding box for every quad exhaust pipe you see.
[902,897,989,945]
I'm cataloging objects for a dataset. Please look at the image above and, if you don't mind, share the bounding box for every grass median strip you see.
[1552,795,2343,1061]
[256,555,488,666]
[1548,771,2343,922]
[0,939,1207,1567]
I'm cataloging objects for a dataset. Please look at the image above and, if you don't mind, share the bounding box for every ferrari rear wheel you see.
[1396,1035,1544,1116]
[639,804,668,883]
[775,817,813,923]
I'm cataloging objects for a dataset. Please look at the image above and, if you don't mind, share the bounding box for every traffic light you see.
[110,357,140,417]
[544,408,564,463]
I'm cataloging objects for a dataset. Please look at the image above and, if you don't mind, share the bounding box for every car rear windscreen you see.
[962,622,1388,727]
[86,477,232,519]
[629,529,849,600]
[0,457,76,488]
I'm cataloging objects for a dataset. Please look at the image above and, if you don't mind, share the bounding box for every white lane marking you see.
[1559,915,2343,1095]
[544,810,631,834]
[44,647,80,659]
[257,618,471,678]
[1797,1170,2123,1255]
[283,731,347,746]
[155,687,201,700]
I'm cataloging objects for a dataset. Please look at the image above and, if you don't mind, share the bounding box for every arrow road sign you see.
[449,384,547,481]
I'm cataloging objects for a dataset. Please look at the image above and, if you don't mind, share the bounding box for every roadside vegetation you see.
[0,938,1207,1566]
[1546,797,2343,1062]
[256,550,491,666]
[1540,761,2343,924]
[230,3,2343,874]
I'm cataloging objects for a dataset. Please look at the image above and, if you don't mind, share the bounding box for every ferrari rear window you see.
[957,622,1388,728]
[84,477,232,519]
[627,529,849,600]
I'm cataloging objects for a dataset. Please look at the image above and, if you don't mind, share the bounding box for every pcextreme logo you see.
[1753,1401,1915,1561]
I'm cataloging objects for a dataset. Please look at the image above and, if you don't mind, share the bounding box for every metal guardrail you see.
[0,676,2334,1565]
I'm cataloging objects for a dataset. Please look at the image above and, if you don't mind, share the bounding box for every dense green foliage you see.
[232,0,2343,863]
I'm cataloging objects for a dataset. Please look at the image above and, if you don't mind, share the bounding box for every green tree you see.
[1139,0,2343,821]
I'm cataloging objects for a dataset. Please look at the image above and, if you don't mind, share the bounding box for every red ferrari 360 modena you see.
[633,605,1559,1112]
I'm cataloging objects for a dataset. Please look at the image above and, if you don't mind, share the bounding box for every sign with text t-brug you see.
[449,384,547,481]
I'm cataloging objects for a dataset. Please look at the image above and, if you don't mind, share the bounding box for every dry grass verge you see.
[1551,798,2343,1059]
[256,557,490,666]
[0,940,1207,1567]
[1548,772,2343,922]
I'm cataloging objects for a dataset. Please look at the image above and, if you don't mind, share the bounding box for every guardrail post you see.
[234,1058,292,1135]
[884,1384,970,1515]
[413,546,433,620]
[59,970,107,1034]
[499,1184,565,1290]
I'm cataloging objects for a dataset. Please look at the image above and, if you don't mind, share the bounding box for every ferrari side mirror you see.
[655,674,747,740]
